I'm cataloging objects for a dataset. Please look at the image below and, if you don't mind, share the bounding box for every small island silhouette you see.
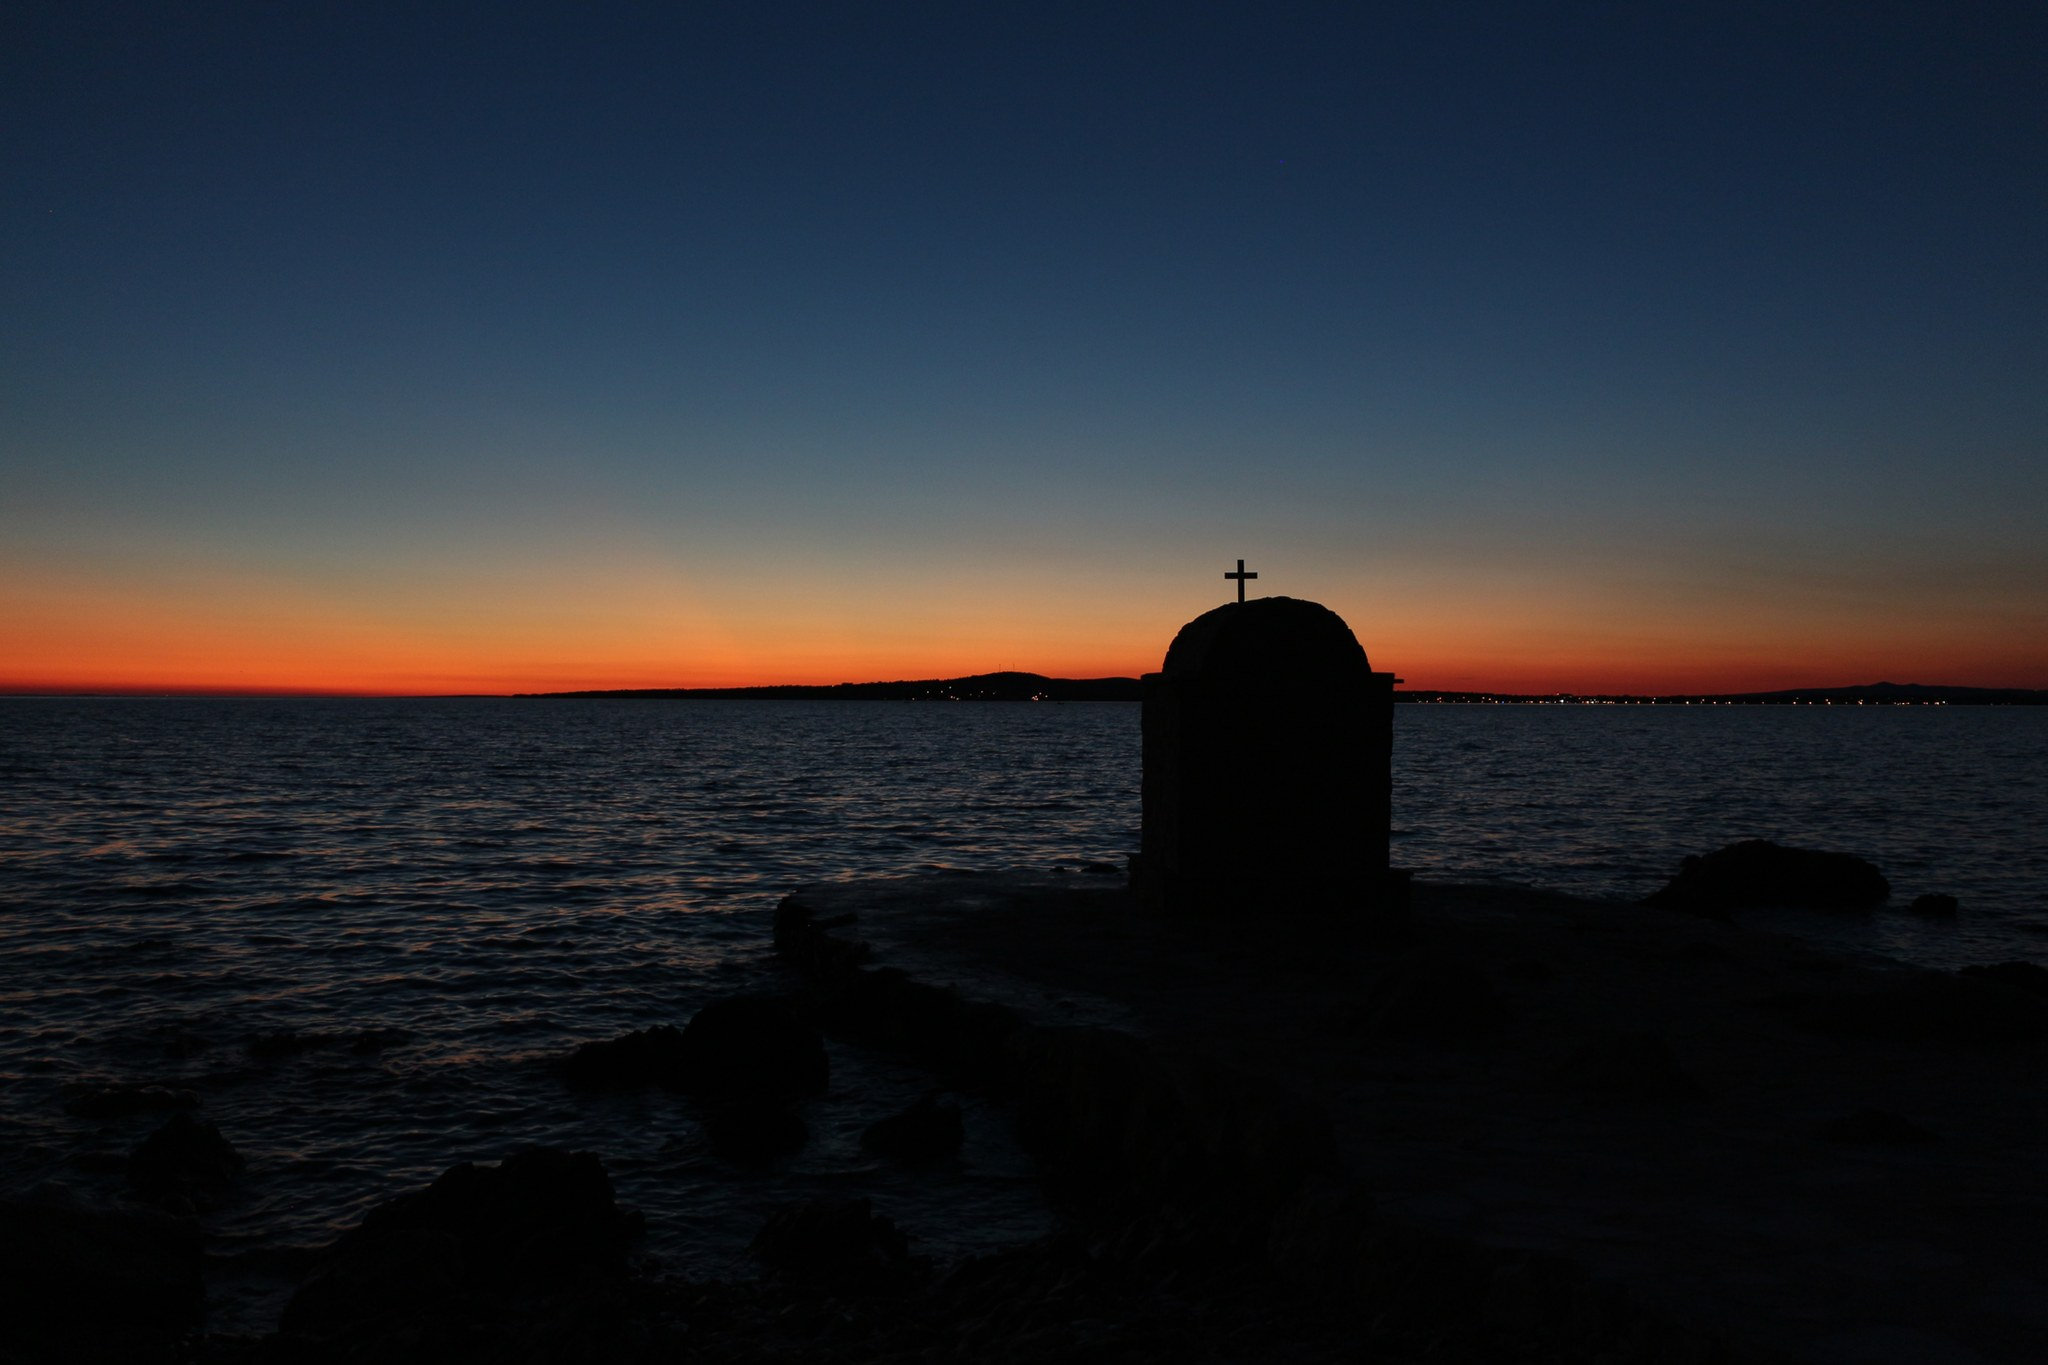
[522,671,1144,702]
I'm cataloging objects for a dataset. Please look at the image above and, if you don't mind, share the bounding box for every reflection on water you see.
[0,699,1139,1326]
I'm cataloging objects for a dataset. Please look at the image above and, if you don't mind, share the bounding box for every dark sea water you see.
[1,698,2043,1329]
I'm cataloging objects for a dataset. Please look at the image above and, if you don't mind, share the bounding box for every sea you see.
[2,697,2044,1330]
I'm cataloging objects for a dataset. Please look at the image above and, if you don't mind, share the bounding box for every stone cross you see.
[1224,558,1258,603]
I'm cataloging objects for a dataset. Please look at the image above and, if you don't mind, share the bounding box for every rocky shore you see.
[9,870,2046,1363]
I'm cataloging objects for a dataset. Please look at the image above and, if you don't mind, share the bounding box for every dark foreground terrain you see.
[10,870,2045,1363]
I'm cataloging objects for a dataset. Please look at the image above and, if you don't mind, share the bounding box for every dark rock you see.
[1009,1027,1184,1191]
[1008,1027,1335,1211]
[1960,960,2048,998]
[127,1111,244,1208]
[861,1093,965,1162]
[559,1024,688,1090]
[1643,839,1890,913]
[1650,892,1736,924]
[1766,971,2048,1046]
[817,966,1021,1083]
[772,893,820,948]
[564,1002,829,1098]
[673,995,828,1099]
[821,966,964,1042]
[1815,1108,1939,1144]
[1908,893,1960,919]
[62,1082,200,1120]
[1339,952,1510,1041]
[702,1097,809,1165]
[773,894,871,977]
[284,1226,465,1343]
[749,1197,916,1291]
[282,1146,639,1340]
[349,1146,635,1280]
[1551,1030,1704,1102]
[0,1191,203,1358]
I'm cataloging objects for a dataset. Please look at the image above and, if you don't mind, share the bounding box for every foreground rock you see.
[749,1197,918,1292]
[280,1146,642,1357]
[861,1093,965,1162]
[673,995,829,1098]
[127,1111,244,1209]
[1767,968,2048,1045]
[559,996,828,1098]
[1550,1028,1705,1102]
[559,1023,688,1090]
[1644,838,1890,913]
[1815,1107,1939,1145]
[1962,960,2048,998]
[773,870,2048,1364]
[702,1097,809,1165]
[1337,949,1511,1040]
[0,1190,203,1361]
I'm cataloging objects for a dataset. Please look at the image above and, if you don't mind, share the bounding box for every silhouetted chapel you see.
[1130,588,1397,917]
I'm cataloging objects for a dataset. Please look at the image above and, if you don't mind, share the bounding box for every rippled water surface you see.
[1390,703,2046,968]
[1,697,2043,1325]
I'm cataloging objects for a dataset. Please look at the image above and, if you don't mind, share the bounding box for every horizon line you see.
[4,674,2042,702]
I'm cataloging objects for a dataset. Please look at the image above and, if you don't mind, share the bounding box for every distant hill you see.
[1729,681,2046,705]
[522,671,1144,701]
[523,675,2042,705]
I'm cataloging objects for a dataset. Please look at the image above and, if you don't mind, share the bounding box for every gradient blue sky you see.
[5,2,2044,692]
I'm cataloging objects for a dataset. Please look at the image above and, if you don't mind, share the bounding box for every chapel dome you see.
[1159,596,1371,683]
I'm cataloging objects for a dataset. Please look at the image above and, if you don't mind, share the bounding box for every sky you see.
[4,2,2044,695]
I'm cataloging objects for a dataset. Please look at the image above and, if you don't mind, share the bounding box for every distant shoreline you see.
[519,674,2047,706]
[7,677,2041,704]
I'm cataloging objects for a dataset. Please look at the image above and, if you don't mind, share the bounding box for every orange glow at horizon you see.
[7,532,2044,698]
[0,561,1163,695]
[6,568,2042,698]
